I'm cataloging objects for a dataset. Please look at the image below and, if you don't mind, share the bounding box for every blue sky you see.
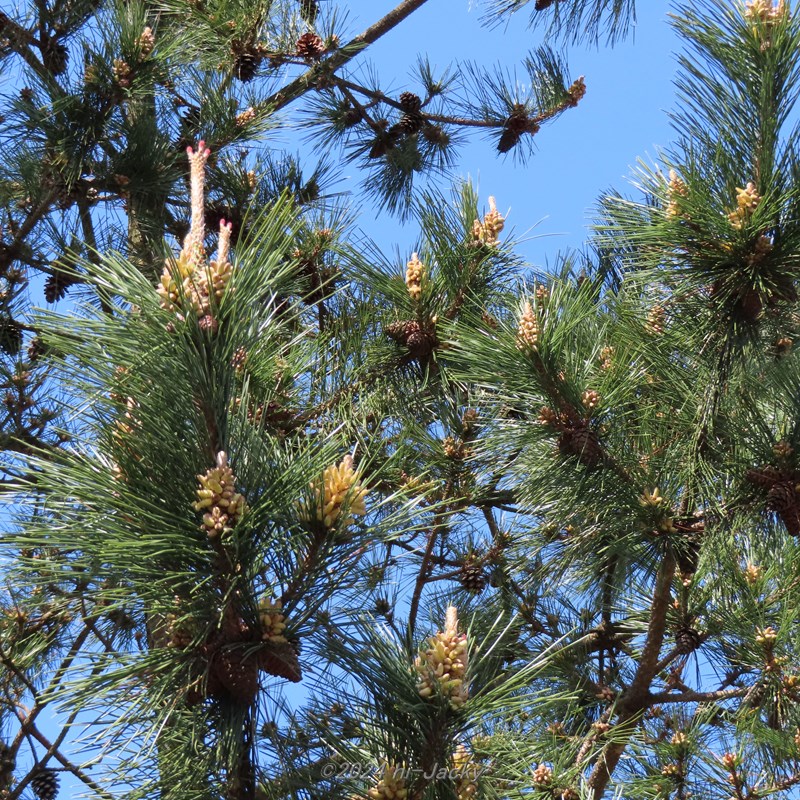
[324,0,677,268]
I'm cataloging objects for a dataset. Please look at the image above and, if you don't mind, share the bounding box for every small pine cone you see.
[44,269,75,303]
[258,640,302,682]
[213,647,259,704]
[422,123,449,147]
[0,317,23,355]
[198,314,218,333]
[42,37,68,75]
[399,92,422,113]
[397,112,424,136]
[459,561,486,594]
[745,465,782,489]
[675,625,702,654]
[558,425,603,468]
[234,50,262,82]
[767,481,800,536]
[498,105,539,153]
[27,336,47,362]
[386,320,437,360]
[295,32,325,60]
[31,768,59,800]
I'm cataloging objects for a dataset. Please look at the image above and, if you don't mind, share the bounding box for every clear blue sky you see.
[319,0,677,268]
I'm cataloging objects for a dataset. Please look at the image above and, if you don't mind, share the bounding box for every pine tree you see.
[6,1,800,800]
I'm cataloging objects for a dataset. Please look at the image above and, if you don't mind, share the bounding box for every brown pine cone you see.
[213,646,260,704]
[399,92,422,113]
[44,269,76,303]
[745,466,783,489]
[767,481,800,536]
[295,32,325,60]
[558,425,603,468]
[675,625,702,654]
[385,320,438,360]
[459,561,486,594]
[498,105,540,153]
[258,641,302,682]
[233,49,262,82]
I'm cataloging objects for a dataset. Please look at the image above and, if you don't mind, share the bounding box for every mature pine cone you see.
[213,646,260,704]
[42,37,68,75]
[395,113,423,136]
[558,425,603,468]
[399,92,422,114]
[295,32,325,60]
[459,561,486,594]
[258,641,302,682]
[233,50,262,82]
[675,625,702,654]
[767,481,800,536]
[31,768,59,800]
[745,465,783,489]
[385,320,438,361]
[0,317,23,355]
[535,0,559,9]
[44,269,75,303]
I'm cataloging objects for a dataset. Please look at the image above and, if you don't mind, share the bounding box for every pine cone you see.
[535,0,559,8]
[258,641,302,682]
[399,92,422,113]
[558,425,603,468]
[0,317,23,355]
[675,625,701,654]
[233,50,262,82]
[767,481,800,536]
[498,105,539,154]
[44,269,75,303]
[386,320,438,360]
[746,466,783,489]
[295,32,325,60]
[459,561,486,594]
[42,37,68,75]
[31,768,59,800]
[422,124,449,147]
[395,113,423,136]
[212,646,260,704]
[27,336,48,362]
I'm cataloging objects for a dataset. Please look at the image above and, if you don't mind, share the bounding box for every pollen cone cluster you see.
[194,451,248,539]
[157,142,236,324]
[516,301,539,350]
[728,182,761,228]
[472,197,505,247]
[259,597,288,643]
[303,455,368,529]
[366,764,408,800]
[415,605,469,709]
[665,169,688,219]
[453,745,479,800]
[745,0,788,22]
[405,252,425,301]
